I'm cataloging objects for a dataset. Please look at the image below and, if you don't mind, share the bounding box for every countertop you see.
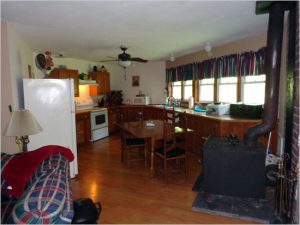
[75,107,107,115]
[148,105,262,123]
[75,104,262,123]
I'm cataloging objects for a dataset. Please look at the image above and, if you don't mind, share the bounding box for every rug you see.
[192,174,275,223]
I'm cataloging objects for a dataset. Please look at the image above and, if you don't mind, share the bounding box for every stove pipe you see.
[244,2,285,147]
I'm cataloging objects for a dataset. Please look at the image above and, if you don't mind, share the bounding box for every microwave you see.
[133,96,152,105]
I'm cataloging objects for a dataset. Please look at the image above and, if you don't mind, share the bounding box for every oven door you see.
[91,110,108,130]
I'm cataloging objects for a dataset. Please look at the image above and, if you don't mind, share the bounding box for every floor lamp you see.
[4,109,43,152]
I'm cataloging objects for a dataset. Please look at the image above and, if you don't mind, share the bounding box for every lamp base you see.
[22,142,28,152]
[15,136,29,152]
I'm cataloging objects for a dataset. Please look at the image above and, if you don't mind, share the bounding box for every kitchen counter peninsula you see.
[107,104,277,155]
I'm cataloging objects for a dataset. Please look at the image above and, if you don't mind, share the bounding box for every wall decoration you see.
[132,75,140,87]
[35,51,54,76]
[28,65,33,78]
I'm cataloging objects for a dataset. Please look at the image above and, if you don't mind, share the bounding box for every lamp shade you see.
[4,109,43,136]
[119,60,131,68]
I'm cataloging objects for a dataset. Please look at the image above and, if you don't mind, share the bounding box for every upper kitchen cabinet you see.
[89,71,110,95]
[48,68,79,97]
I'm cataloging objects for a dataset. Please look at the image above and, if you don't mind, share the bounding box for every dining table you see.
[122,119,190,177]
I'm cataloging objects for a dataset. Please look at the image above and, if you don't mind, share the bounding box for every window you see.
[172,81,182,99]
[242,75,266,104]
[218,77,237,103]
[199,78,214,102]
[183,80,193,100]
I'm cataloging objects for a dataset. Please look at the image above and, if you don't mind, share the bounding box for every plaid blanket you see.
[1,152,74,224]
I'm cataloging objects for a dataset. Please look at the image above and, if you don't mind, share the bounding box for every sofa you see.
[1,145,74,224]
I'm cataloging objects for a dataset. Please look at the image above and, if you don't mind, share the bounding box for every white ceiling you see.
[1,1,268,63]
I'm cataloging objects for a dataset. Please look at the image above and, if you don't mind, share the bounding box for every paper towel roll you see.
[188,97,194,109]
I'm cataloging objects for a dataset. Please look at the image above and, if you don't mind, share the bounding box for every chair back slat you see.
[164,106,180,124]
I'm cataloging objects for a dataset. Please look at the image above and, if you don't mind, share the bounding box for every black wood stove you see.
[203,137,266,199]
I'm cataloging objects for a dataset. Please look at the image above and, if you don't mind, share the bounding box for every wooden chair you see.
[164,106,180,124]
[118,113,147,167]
[176,111,188,144]
[155,122,187,182]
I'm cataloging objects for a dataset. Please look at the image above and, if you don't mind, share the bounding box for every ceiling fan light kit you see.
[119,60,131,68]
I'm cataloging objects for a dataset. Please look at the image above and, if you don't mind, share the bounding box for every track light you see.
[204,42,212,53]
[169,54,175,62]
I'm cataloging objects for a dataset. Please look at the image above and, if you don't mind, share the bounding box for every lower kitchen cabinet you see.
[76,112,91,145]
[108,107,121,135]
[106,105,277,156]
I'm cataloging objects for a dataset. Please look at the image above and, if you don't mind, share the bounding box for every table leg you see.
[150,137,155,177]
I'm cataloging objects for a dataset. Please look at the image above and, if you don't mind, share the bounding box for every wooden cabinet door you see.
[143,107,165,120]
[185,115,220,155]
[76,113,91,145]
[125,106,144,122]
[68,70,79,97]
[76,118,85,145]
[89,71,110,95]
[103,72,110,94]
[143,107,156,120]
[108,107,121,135]
[49,68,79,97]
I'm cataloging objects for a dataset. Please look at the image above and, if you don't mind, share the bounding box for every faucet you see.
[168,97,174,106]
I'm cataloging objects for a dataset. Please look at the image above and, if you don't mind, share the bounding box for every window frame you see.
[241,75,266,105]
[198,78,215,103]
[217,77,238,103]
[183,80,193,100]
[170,75,266,105]
[171,81,182,100]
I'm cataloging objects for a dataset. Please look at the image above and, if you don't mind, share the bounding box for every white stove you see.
[90,107,109,141]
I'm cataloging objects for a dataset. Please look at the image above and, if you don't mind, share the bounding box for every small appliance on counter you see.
[206,103,230,116]
[133,96,152,105]
[230,103,263,119]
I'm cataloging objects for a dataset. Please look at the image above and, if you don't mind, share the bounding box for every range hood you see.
[79,80,98,86]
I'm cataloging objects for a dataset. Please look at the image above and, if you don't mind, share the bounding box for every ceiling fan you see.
[102,46,148,68]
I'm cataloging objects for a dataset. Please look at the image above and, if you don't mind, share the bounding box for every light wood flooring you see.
[71,134,256,224]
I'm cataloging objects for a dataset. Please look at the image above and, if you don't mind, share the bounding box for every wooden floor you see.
[71,135,256,224]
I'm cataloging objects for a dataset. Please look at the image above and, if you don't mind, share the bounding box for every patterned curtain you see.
[166,47,267,82]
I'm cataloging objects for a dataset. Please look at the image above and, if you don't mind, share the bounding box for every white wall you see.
[1,22,34,154]
[32,56,166,105]
[7,22,34,109]
[110,61,166,104]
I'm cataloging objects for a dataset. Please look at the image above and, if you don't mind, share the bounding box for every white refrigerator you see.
[23,78,78,178]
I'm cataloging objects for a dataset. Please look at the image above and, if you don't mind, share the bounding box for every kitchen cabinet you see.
[76,112,91,145]
[184,114,219,155]
[108,107,122,135]
[143,107,164,120]
[106,105,277,157]
[89,71,110,95]
[48,68,79,97]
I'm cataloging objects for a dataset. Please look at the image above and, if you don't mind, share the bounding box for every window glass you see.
[199,78,214,102]
[218,77,237,103]
[242,75,266,104]
[172,81,182,99]
[183,80,193,100]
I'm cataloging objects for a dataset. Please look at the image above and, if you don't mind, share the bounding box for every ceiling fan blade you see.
[106,56,117,59]
[99,59,118,62]
[130,57,148,63]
